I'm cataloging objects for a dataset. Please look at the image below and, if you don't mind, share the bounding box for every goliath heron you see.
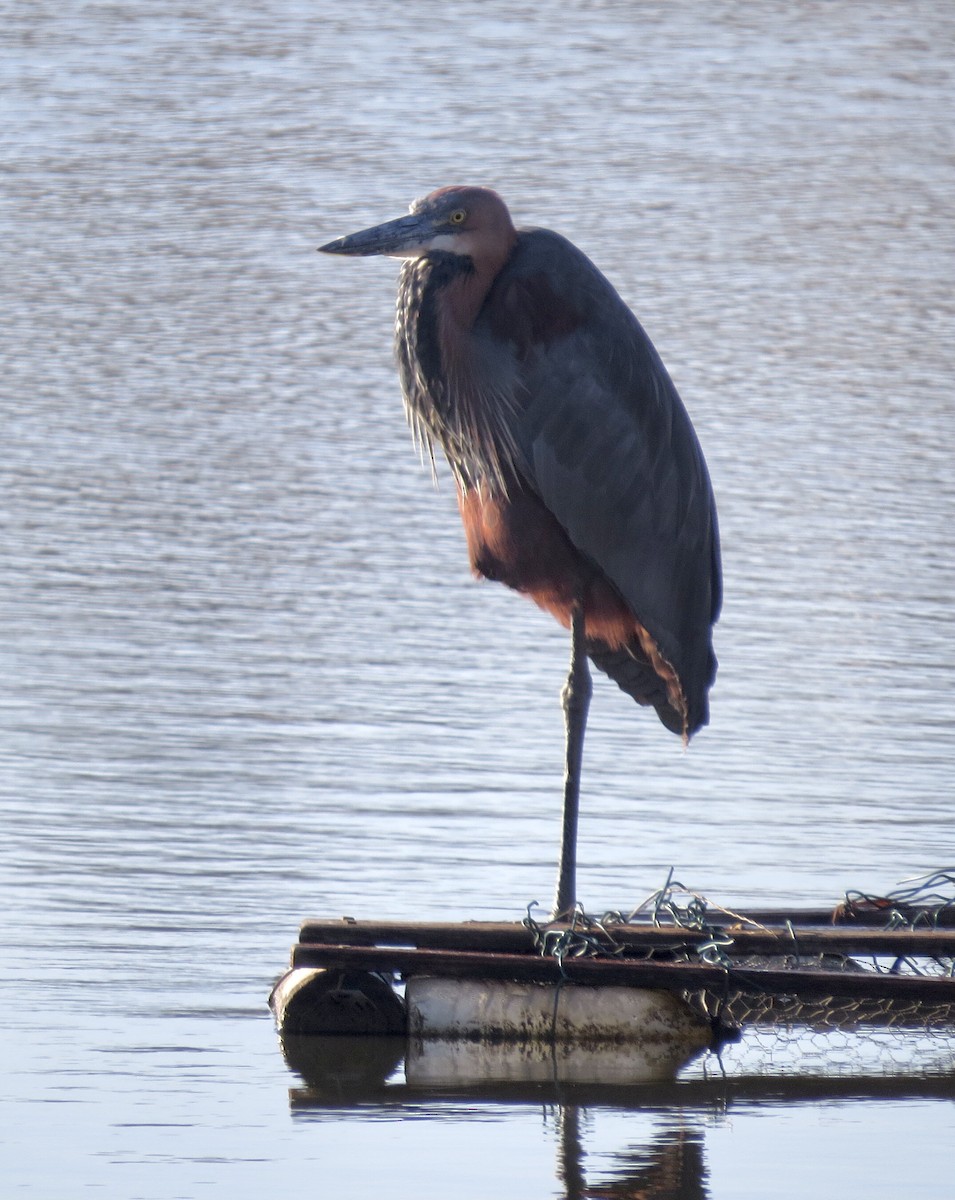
[320,186,721,918]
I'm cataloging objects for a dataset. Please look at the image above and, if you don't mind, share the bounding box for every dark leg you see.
[553,602,591,919]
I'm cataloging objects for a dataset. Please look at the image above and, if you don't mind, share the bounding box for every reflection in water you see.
[577,1120,707,1200]
[556,1110,707,1200]
[557,1107,587,1200]
[282,1033,406,1105]
[284,1040,710,1200]
[279,1032,955,1199]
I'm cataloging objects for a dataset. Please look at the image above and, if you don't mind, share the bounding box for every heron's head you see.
[319,186,517,266]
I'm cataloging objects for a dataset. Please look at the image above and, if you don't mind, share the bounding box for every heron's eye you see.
[449,209,467,225]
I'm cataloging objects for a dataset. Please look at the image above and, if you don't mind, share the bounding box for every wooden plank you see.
[289,941,955,1005]
[298,918,955,958]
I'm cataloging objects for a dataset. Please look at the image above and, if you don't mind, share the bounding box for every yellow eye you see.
[449,209,467,224]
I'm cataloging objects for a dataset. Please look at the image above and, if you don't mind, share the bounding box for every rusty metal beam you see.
[297,918,955,958]
[289,941,955,1005]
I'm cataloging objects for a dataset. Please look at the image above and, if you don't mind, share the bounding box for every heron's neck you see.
[440,237,514,327]
[396,251,520,496]
[436,270,486,381]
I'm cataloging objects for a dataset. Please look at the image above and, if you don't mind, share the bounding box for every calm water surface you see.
[2,1,954,1196]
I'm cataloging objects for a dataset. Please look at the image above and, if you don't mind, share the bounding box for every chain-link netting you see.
[527,870,955,1035]
[688,1021,955,1081]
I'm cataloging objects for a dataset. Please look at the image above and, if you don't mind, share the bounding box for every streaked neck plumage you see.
[396,243,521,495]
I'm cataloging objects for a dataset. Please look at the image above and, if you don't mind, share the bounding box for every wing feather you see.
[477,229,721,730]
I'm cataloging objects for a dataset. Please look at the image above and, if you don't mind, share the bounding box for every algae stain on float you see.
[405,978,711,1084]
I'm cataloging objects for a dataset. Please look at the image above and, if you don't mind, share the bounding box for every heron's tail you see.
[586,638,706,738]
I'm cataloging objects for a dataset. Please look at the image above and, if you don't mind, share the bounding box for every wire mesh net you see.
[687,980,955,1032]
[527,870,955,1035]
[688,1022,955,1082]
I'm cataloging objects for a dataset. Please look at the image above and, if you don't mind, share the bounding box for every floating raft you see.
[271,903,955,1043]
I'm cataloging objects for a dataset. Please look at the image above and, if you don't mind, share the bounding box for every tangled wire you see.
[523,868,955,1031]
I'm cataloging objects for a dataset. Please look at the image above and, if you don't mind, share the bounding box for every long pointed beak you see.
[318,212,434,258]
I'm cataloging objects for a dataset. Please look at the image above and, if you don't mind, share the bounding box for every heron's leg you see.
[553,601,591,920]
